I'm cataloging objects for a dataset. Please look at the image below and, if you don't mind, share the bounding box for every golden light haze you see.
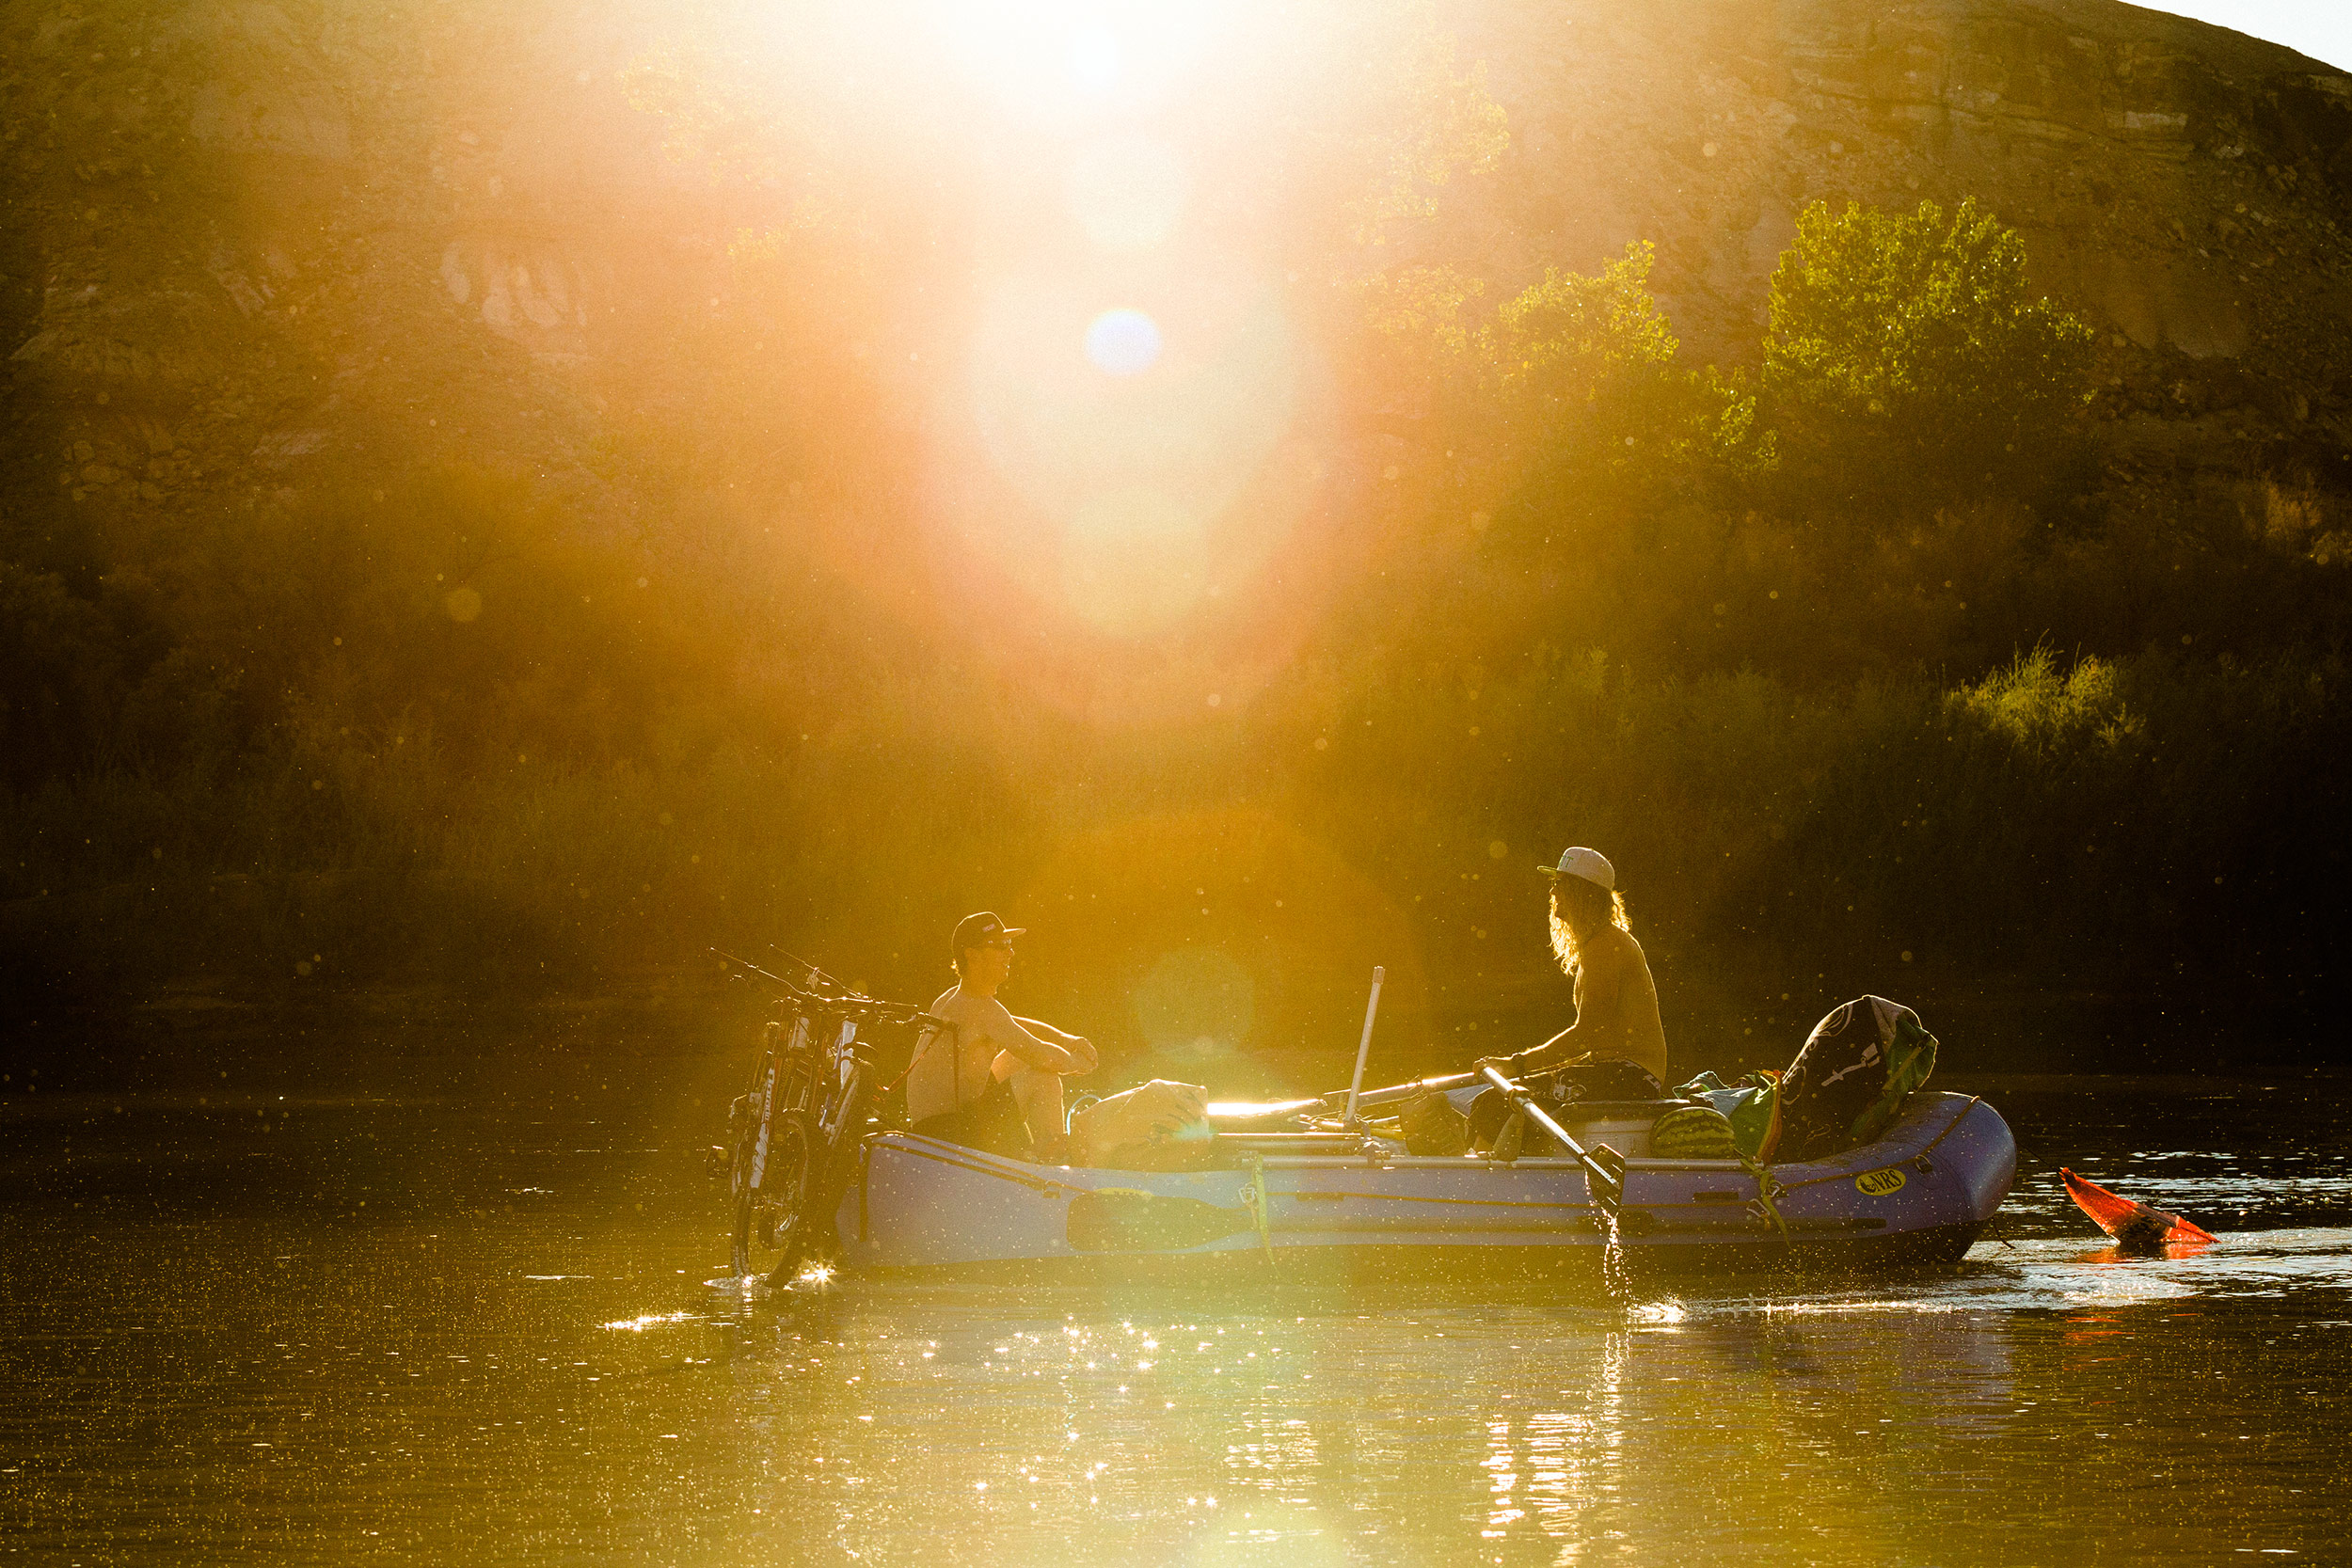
[5,0,2344,1086]
[623,0,1502,722]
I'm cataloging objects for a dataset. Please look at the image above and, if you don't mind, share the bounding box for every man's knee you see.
[1010,1066,1063,1113]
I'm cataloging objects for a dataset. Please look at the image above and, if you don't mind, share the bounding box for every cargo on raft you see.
[714,960,2018,1287]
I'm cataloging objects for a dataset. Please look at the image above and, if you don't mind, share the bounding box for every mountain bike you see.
[716,954,940,1284]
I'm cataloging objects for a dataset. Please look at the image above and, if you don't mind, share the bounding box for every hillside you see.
[1442,0,2352,490]
[7,0,2351,542]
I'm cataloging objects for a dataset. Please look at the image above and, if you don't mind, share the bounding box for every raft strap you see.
[1740,1155,1789,1243]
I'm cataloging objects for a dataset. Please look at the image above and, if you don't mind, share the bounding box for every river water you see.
[6,1064,2351,1565]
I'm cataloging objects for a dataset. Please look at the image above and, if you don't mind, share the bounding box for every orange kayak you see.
[2059,1167,2216,1251]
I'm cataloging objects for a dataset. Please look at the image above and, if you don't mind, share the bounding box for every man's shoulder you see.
[1589,926,1645,968]
[929,987,1007,1030]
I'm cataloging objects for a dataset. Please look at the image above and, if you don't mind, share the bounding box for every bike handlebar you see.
[715,949,933,1030]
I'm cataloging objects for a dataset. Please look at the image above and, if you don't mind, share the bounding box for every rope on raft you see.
[1740,1154,1790,1242]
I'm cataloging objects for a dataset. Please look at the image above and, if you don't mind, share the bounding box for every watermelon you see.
[1649,1104,1738,1159]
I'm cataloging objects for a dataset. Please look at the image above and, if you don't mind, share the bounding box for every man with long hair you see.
[1507,847,1668,1096]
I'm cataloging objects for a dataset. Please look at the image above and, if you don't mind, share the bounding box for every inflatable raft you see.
[829,1089,2015,1281]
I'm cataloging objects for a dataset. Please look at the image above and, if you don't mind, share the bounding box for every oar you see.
[1340,966,1386,1127]
[1318,1069,1481,1114]
[1477,1062,1626,1216]
[2060,1167,2216,1254]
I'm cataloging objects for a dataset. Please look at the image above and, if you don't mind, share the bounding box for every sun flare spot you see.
[1085,309,1162,375]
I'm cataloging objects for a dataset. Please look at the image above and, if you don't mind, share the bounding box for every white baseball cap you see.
[1541,846,1614,890]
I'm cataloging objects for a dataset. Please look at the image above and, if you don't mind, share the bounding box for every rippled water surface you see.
[7,1068,2351,1564]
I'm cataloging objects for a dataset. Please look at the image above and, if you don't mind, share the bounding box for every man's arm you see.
[1513,947,1626,1068]
[978,998,1091,1074]
[1512,1021,1583,1068]
[1015,1015,1099,1073]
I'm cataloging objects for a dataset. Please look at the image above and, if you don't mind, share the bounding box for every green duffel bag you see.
[1648,1103,1738,1160]
[1674,1069,1783,1161]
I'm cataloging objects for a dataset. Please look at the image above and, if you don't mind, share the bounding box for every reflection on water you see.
[5,1073,2351,1563]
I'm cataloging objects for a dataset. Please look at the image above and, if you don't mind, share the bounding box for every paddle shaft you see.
[1477,1064,1625,1212]
[1342,967,1386,1125]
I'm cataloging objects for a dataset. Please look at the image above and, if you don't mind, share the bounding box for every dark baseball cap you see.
[951,911,1026,957]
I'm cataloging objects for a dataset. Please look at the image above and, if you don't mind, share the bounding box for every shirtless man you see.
[907,911,1098,1160]
[1506,847,1669,1095]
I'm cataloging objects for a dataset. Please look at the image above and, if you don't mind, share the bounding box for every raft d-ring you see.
[1914,1155,1934,1175]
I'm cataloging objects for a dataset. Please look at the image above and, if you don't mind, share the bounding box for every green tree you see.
[1341,10,1511,245]
[1359,243,1757,474]
[1486,242,1684,459]
[1763,198,2094,511]
[1481,244,1764,505]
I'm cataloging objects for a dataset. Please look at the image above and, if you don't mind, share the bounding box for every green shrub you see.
[1763,198,2097,513]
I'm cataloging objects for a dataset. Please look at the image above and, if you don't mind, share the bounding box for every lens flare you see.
[1068,137,1190,251]
[950,251,1309,663]
[1085,308,1162,375]
[1061,487,1204,634]
[1134,945,1255,1060]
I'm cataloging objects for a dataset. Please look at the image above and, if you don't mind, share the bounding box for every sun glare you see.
[1066,135,1190,250]
[912,0,1312,657]
[961,260,1301,641]
[924,0,1224,122]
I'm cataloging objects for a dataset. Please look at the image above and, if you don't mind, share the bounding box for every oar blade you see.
[2058,1166,2142,1236]
[1586,1143,1628,1212]
[2061,1166,2217,1248]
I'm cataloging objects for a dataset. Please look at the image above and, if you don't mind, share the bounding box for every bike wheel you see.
[765,1121,848,1286]
[770,1069,871,1284]
[732,1112,815,1279]
[720,1104,804,1278]
[727,1164,758,1279]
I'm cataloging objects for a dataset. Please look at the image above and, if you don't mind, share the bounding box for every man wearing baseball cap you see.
[907,911,1098,1161]
[1506,847,1668,1095]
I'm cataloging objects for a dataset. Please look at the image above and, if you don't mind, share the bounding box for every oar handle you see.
[1477,1063,1625,1212]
